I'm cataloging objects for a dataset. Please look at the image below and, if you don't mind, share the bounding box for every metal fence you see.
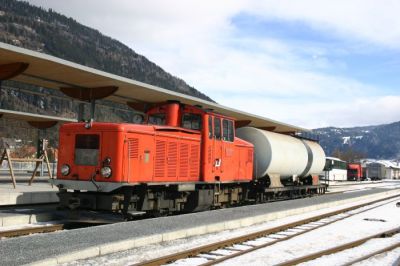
[0,160,57,176]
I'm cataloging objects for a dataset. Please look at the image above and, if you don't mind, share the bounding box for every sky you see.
[25,0,400,128]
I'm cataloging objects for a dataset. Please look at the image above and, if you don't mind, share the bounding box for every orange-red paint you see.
[347,163,363,181]
[57,102,253,185]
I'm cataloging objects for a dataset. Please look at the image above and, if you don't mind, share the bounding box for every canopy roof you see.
[0,108,77,129]
[0,109,76,123]
[0,42,308,133]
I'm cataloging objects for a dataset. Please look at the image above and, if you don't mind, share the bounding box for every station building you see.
[362,160,400,180]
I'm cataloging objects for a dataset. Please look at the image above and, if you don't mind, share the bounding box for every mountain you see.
[313,121,400,160]
[0,0,213,102]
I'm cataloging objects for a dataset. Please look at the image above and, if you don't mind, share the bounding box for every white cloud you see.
[25,0,400,128]
[221,95,400,128]
[244,0,400,48]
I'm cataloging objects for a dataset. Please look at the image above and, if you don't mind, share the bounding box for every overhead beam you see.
[0,108,77,123]
[0,62,29,80]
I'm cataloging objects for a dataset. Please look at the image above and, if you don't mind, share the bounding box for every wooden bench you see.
[0,138,53,188]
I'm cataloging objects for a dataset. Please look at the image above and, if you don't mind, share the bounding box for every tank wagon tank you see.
[52,101,327,219]
[236,127,326,187]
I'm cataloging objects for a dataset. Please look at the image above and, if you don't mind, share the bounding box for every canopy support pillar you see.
[90,99,96,121]
[77,102,85,121]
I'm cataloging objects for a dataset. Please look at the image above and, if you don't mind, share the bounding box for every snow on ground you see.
[326,180,400,194]
[342,136,350,144]
[218,197,400,266]
[62,187,400,266]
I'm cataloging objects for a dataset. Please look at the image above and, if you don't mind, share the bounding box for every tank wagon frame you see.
[53,102,326,219]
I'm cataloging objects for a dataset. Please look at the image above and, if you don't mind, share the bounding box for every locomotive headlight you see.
[100,166,112,178]
[61,164,70,176]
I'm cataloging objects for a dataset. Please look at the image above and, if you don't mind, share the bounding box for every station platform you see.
[0,174,58,206]
[0,204,59,227]
[0,185,399,266]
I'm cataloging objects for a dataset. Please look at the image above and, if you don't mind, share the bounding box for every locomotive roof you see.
[0,42,308,133]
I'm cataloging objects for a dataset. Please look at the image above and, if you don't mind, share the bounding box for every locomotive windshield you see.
[148,113,166,125]
[182,113,202,130]
[74,134,99,166]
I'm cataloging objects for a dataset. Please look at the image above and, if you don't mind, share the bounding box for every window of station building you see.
[222,119,234,142]
[148,113,166,125]
[208,116,213,139]
[182,113,202,130]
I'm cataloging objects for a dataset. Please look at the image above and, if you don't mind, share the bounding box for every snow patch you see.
[342,136,350,144]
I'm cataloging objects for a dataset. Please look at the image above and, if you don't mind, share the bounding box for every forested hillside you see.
[0,0,212,101]
[314,121,400,160]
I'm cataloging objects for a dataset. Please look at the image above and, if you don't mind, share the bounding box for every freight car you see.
[52,101,327,219]
[347,163,363,181]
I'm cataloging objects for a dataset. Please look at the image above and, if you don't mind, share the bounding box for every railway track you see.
[0,224,64,238]
[132,194,400,266]
[277,227,400,266]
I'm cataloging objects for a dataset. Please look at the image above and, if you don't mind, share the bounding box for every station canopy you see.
[0,42,307,133]
[0,108,77,129]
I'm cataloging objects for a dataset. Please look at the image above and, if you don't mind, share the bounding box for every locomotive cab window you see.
[214,118,221,140]
[182,113,202,130]
[75,134,99,166]
[208,116,213,139]
[222,119,234,142]
[148,113,166,125]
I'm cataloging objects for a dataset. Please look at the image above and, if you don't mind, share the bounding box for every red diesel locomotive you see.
[53,101,326,218]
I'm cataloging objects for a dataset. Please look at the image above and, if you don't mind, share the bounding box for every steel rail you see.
[131,193,400,266]
[201,197,400,266]
[0,224,64,238]
[341,241,400,266]
[277,227,400,266]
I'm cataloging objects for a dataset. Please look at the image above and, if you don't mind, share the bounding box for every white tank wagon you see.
[236,127,326,187]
